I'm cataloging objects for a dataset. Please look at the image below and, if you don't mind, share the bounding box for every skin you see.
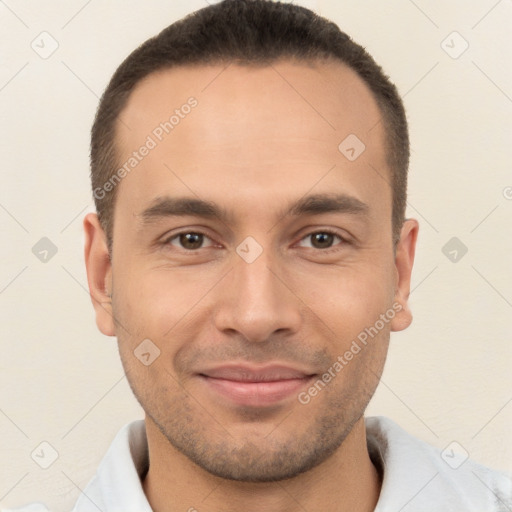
[84,59,418,512]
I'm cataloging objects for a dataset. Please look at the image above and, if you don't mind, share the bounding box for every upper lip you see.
[198,364,316,382]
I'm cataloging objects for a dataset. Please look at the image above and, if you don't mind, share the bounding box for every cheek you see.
[291,261,396,339]
[113,264,221,341]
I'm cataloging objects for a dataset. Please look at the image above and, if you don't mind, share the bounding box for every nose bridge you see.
[236,249,279,305]
[213,241,302,342]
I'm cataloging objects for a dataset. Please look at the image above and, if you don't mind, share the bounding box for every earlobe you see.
[83,213,116,336]
[390,218,419,332]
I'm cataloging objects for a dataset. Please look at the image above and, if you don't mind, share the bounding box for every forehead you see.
[118,59,384,146]
[113,60,389,223]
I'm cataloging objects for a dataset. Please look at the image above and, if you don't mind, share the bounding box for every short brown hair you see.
[90,0,409,253]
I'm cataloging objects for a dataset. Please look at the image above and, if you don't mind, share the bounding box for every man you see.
[8,0,511,511]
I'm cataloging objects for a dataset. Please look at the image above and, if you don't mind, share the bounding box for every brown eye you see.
[311,232,335,249]
[297,230,345,250]
[167,232,213,250]
[180,233,203,250]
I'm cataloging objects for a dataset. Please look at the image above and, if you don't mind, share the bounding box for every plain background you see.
[1,0,511,509]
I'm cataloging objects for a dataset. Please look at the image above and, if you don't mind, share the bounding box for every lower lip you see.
[199,375,315,407]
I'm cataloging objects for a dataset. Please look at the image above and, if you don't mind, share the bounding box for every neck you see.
[142,416,381,512]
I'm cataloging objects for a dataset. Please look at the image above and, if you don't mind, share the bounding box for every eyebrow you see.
[137,193,369,226]
[286,193,369,218]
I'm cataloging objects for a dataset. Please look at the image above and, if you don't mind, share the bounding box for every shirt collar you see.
[72,419,151,512]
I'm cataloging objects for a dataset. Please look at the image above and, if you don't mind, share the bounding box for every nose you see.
[213,248,302,343]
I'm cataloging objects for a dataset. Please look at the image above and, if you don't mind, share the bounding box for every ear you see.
[390,218,419,332]
[83,213,116,336]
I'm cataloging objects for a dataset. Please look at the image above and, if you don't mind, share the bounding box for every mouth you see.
[196,364,317,407]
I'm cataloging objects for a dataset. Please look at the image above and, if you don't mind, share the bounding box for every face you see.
[85,59,417,482]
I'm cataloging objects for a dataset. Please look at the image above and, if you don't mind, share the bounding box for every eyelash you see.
[298,229,349,252]
[162,229,349,253]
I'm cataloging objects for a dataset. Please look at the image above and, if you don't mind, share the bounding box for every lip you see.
[197,364,317,407]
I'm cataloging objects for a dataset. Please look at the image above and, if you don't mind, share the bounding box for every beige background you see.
[1,0,511,509]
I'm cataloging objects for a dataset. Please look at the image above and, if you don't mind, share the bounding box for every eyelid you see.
[175,235,213,248]
[162,229,217,248]
[295,228,349,249]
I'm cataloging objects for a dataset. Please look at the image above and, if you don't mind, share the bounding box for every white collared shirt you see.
[6,416,512,511]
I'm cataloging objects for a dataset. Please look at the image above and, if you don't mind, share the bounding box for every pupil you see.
[181,233,202,250]
[313,233,333,248]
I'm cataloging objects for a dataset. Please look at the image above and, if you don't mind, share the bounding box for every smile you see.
[197,364,317,407]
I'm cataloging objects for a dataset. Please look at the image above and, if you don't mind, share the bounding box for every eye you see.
[165,231,215,251]
[297,230,346,250]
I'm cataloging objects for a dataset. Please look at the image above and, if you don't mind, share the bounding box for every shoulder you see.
[366,416,512,511]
